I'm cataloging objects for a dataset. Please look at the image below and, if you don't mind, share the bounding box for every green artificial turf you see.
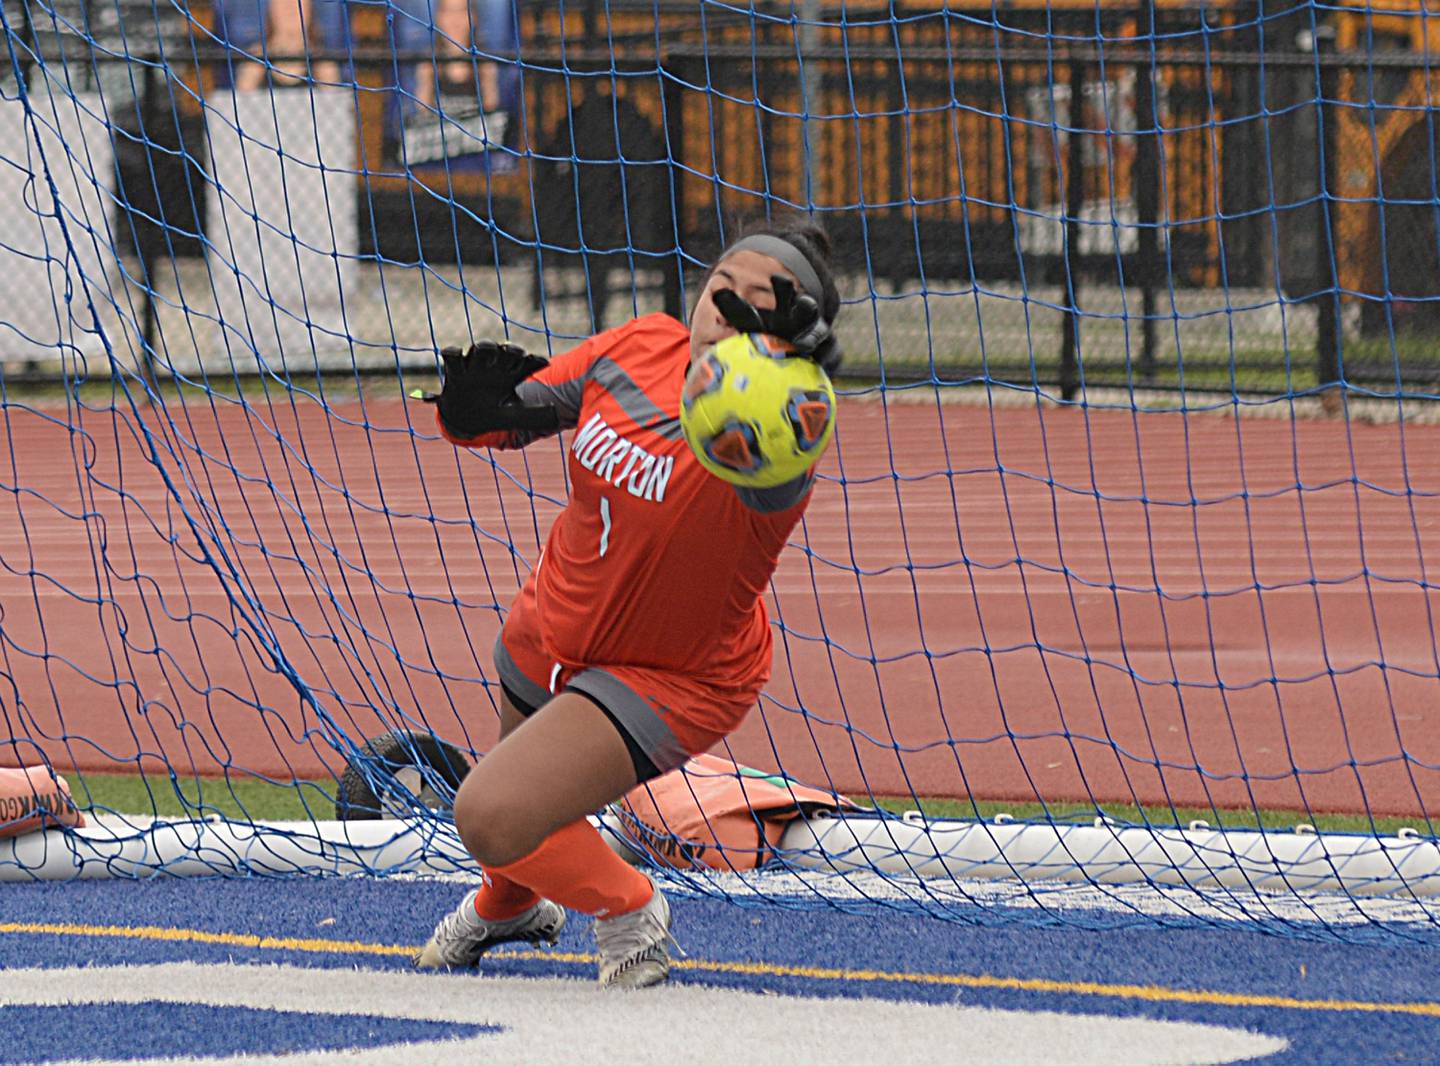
[71,771,1434,838]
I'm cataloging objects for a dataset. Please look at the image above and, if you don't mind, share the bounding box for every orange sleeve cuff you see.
[434,407,515,450]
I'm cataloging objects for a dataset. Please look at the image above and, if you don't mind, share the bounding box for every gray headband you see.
[720,234,824,304]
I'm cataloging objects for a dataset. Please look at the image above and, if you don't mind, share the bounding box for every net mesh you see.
[1,0,1439,937]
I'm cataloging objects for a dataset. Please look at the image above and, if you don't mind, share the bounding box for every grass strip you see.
[72,772,334,823]
[69,772,1433,838]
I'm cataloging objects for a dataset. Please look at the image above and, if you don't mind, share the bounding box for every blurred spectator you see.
[387,0,521,169]
[414,0,500,114]
[211,0,519,168]
[213,0,352,90]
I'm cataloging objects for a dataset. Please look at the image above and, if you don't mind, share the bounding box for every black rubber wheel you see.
[335,730,473,821]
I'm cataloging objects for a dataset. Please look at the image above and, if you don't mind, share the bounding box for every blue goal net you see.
[2,0,1439,939]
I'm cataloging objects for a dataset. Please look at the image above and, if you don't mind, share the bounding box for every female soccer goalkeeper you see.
[413,219,842,988]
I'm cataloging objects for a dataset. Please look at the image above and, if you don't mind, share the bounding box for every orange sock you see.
[489,819,655,918]
[471,871,540,922]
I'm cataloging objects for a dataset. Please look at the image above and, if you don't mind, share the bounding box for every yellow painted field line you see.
[3,920,1437,1017]
[0,921,416,959]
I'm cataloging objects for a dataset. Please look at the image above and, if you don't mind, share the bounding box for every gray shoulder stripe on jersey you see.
[737,471,814,513]
[589,357,685,440]
[516,375,584,426]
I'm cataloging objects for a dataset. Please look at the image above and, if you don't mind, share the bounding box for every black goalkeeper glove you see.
[712,274,842,375]
[411,341,559,439]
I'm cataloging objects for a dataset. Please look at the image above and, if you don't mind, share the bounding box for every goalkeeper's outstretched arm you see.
[418,338,593,451]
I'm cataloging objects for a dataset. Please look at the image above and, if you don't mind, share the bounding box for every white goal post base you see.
[3,812,1439,897]
[781,813,1440,897]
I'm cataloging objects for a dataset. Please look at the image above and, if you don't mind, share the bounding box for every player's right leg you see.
[413,883,565,969]
[413,686,565,969]
[417,590,702,986]
[444,688,676,988]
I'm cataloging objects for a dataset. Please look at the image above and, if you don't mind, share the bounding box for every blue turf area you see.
[0,1003,497,1064]
[2,876,1438,1065]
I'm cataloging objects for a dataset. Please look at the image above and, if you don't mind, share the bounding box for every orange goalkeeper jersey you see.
[440,313,816,693]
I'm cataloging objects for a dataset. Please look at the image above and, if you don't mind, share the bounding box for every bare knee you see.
[453,788,548,867]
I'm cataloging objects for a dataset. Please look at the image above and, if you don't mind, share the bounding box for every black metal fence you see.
[5,0,1439,395]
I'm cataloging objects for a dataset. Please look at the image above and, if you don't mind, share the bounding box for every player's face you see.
[689,249,795,365]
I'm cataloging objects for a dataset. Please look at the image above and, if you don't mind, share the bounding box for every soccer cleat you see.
[593,876,679,989]
[414,891,566,969]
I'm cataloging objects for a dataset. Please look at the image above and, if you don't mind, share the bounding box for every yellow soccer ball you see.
[680,333,836,488]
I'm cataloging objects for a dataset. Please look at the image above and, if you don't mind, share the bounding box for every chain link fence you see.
[3,0,1437,396]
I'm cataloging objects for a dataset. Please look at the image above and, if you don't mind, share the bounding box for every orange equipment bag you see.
[0,766,86,838]
[610,753,857,872]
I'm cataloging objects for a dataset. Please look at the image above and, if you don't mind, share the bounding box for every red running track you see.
[2,392,1438,817]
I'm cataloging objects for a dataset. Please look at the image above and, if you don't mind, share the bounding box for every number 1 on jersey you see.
[599,495,612,557]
